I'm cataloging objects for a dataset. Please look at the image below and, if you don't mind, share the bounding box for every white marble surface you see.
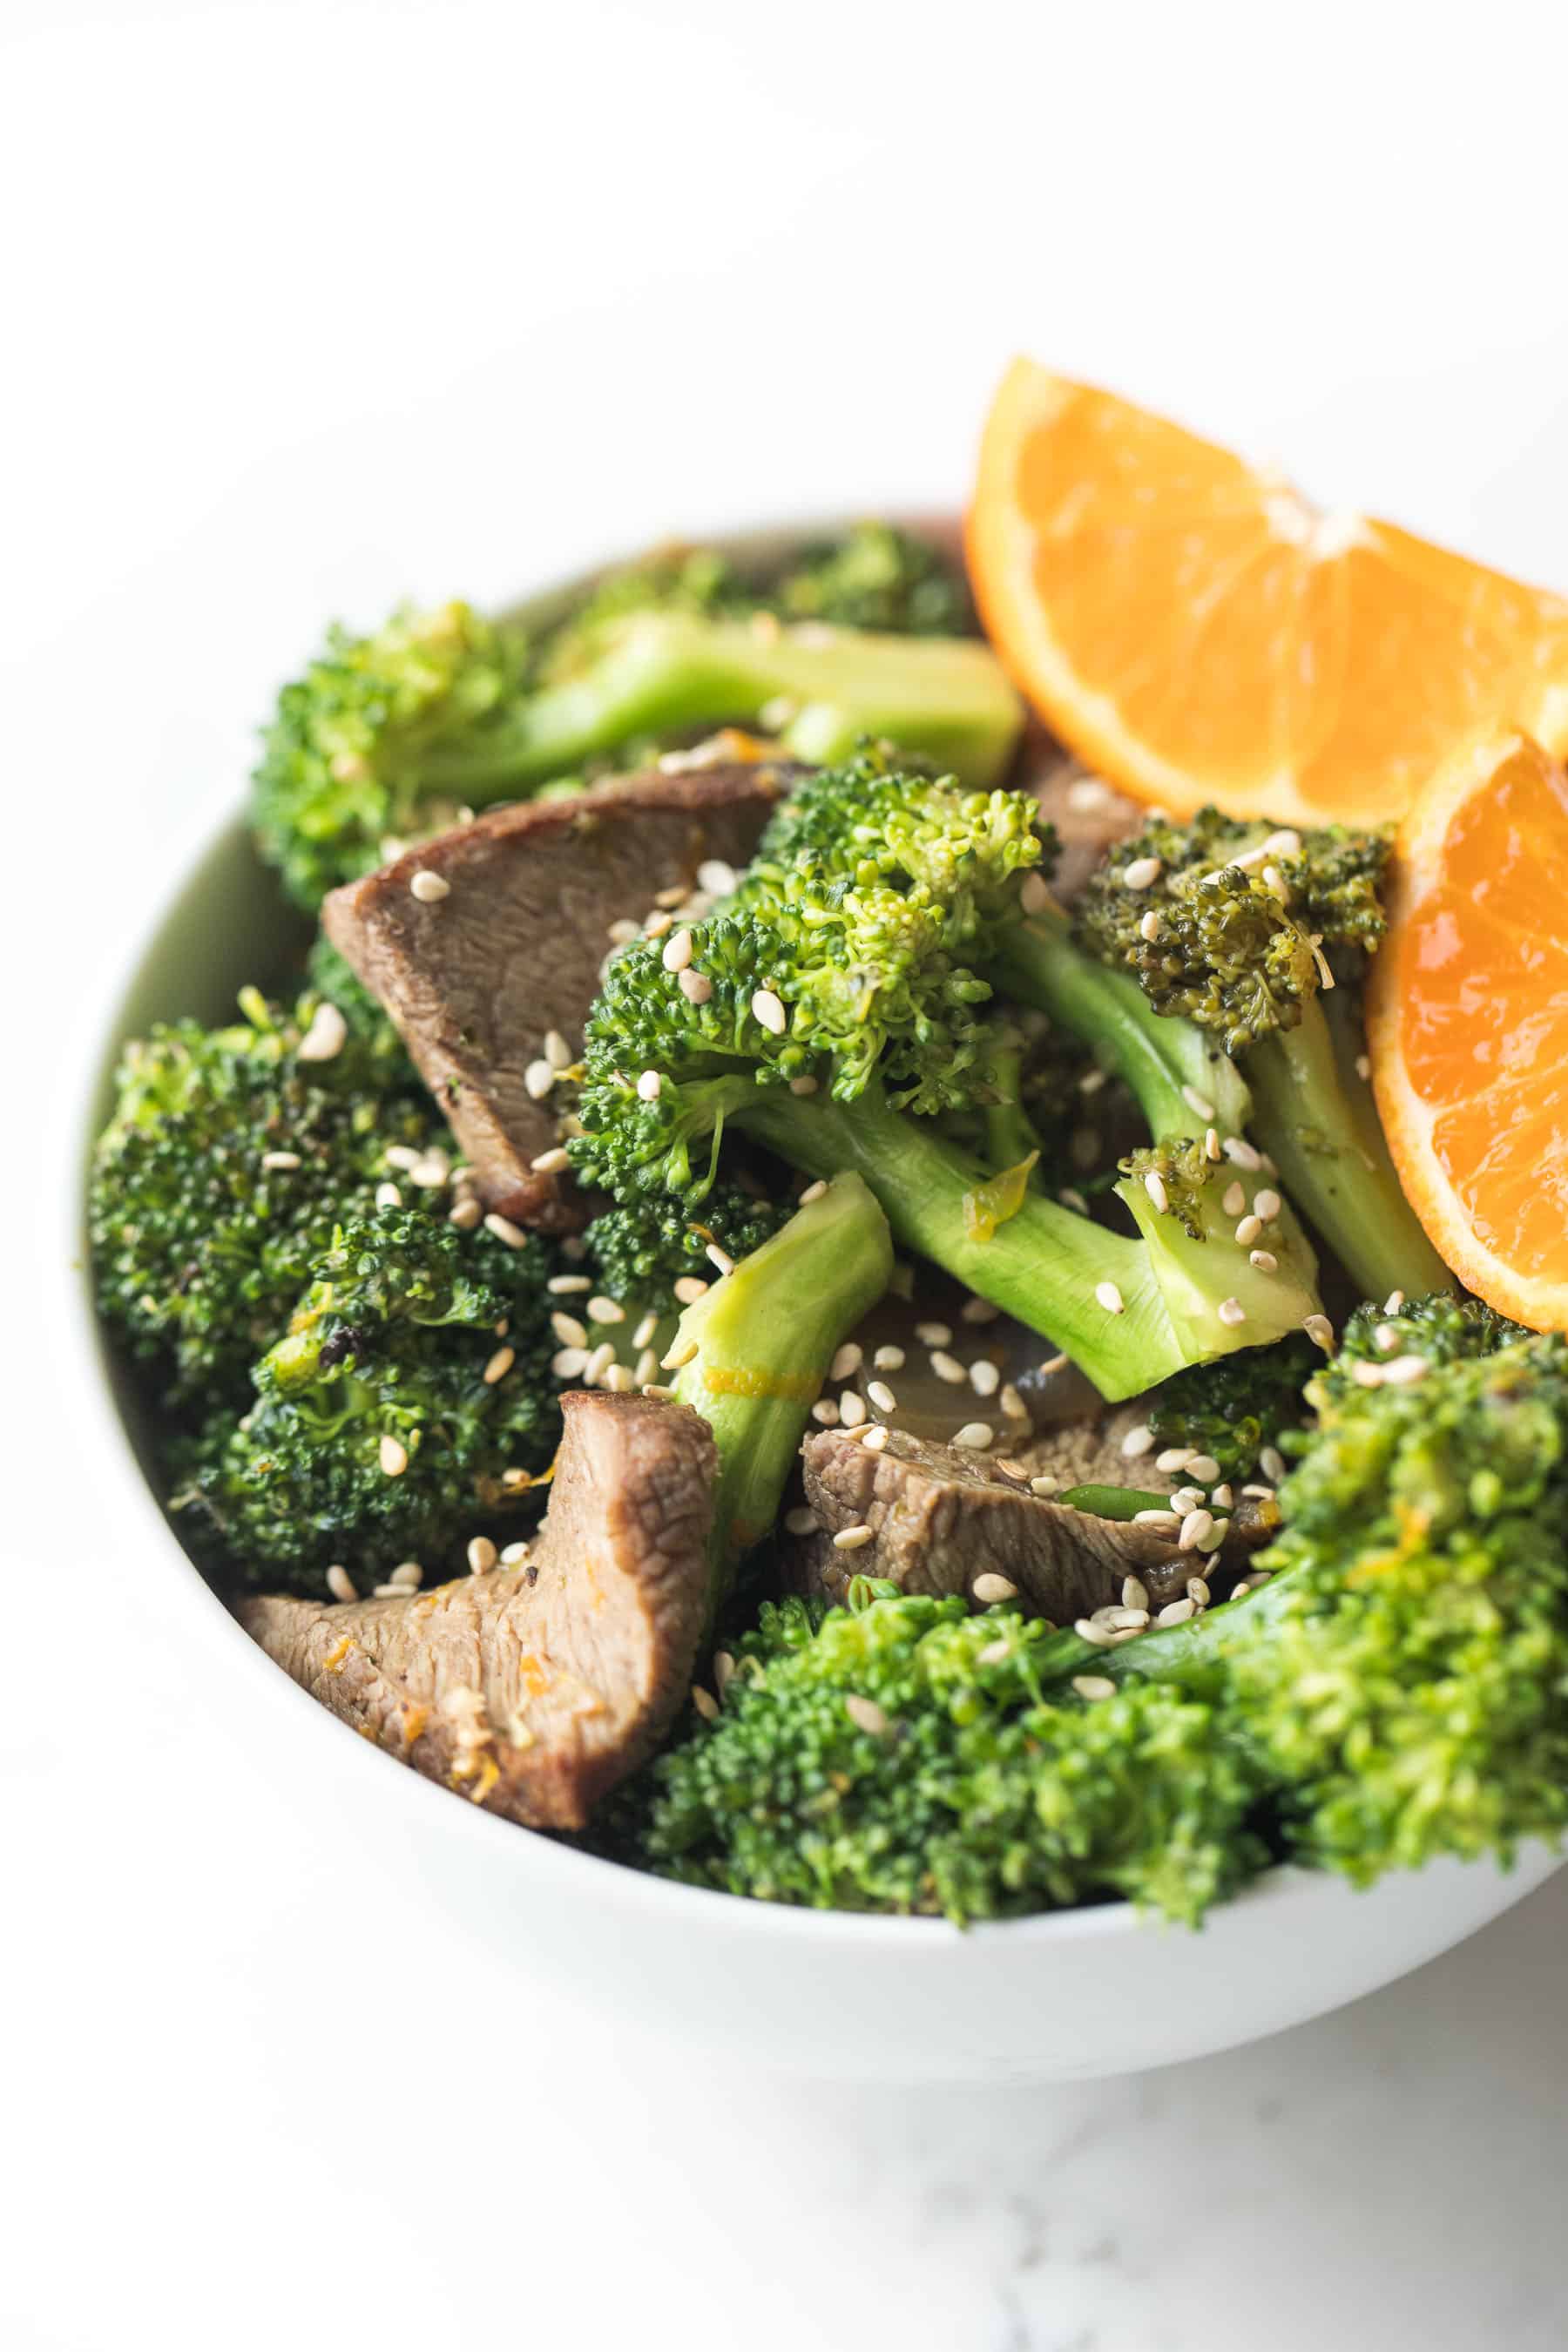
[10,4,1568,2344]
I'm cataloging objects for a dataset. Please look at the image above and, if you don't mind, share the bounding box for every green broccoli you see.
[170,1210,561,1594]
[583,1183,791,1320]
[623,1311,1568,1922]
[89,985,442,1409]
[1074,807,1452,1301]
[1147,1331,1320,1484]
[770,522,977,637]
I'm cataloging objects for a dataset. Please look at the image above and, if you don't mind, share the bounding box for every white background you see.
[8,3,1568,2347]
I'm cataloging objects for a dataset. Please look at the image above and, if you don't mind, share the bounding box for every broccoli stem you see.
[730,1084,1292,1400]
[669,1174,893,1615]
[987,909,1253,1143]
[1244,997,1452,1303]
[980,1031,1047,1174]
[421,612,1024,795]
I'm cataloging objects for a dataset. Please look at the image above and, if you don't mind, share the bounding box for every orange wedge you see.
[1369,731,1568,1327]
[968,361,1568,828]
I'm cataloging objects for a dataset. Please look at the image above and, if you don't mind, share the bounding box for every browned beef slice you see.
[321,759,797,1228]
[238,1391,718,1831]
[787,1422,1196,1622]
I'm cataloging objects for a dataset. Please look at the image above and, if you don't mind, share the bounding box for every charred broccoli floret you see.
[1147,1331,1320,1483]
[170,1211,561,1595]
[583,1185,791,1318]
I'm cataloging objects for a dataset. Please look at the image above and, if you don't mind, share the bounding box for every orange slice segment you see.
[1369,730,1568,1327]
[968,361,1568,828]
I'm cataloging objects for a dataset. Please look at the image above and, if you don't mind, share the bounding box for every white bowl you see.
[73,523,1563,2084]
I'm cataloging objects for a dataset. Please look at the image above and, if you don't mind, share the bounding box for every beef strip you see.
[239,1390,717,1830]
[1013,717,1146,907]
[322,754,800,1229]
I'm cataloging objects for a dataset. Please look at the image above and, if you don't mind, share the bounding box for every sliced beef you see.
[322,754,799,1229]
[239,1390,717,1830]
[1014,719,1146,907]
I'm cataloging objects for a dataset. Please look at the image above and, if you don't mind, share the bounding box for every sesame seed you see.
[999,1385,1029,1422]
[953,1421,994,1450]
[1231,1578,1253,1598]
[1223,1135,1263,1171]
[408,1155,449,1189]
[484,1213,528,1247]
[1186,1575,1211,1606]
[1031,1475,1060,1496]
[839,1390,868,1428]
[797,1179,828,1206]
[632,1348,658,1387]
[1261,864,1289,901]
[915,1321,953,1348]
[1355,1052,1372,1082]
[260,1150,301,1172]
[551,1312,588,1348]
[1260,1445,1287,1484]
[483,1345,515,1385]
[1170,1485,1204,1514]
[1060,1186,1090,1213]
[607,916,639,945]
[678,968,713,1005]
[643,910,673,940]
[463,1536,497,1576]
[1122,1576,1150,1611]
[789,1074,820,1098]
[785,1507,819,1536]
[1072,1674,1118,1700]
[833,1524,875,1551]
[1040,1354,1069,1375]
[1074,1618,1116,1646]
[751,988,787,1035]
[1384,1290,1406,1315]
[706,1243,735,1277]
[1204,1128,1221,1161]
[845,1693,889,1734]
[698,858,738,896]
[873,1344,905,1371]
[1108,1606,1149,1629]
[1217,1298,1247,1328]
[672,1276,709,1307]
[827,1342,862,1382]
[692,1686,720,1723]
[579,1342,613,1384]
[551,1347,588,1378]
[1020,870,1052,916]
[660,928,694,972]
[1183,1086,1216,1121]
[1241,1484,1276,1500]
[861,1424,889,1452]
[867,1380,896,1414]
[548,1274,591,1295]
[1095,1281,1125,1315]
[297,1002,348,1062]
[1303,1314,1335,1352]
[530,1146,571,1173]
[371,1585,406,1599]
[524,1058,555,1101]
[1158,1597,1197,1625]
[929,1350,967,1385]
[587,1297,625,1326]
[1263,828,1301,859]
[632,1311,659,1348]
[1209,1482,1234,1511]
[1121,1423,1154,1459]
[1068,776,1111,810]
[1179,1508,1213,1550]
[449,1198,482,1231]
[1124,855,1163,889]
[1234,1213,1263,1248]
[1254,1187,1281,1222]
[969,1359,1001,1398]
[640,1383,676,1400]
[1078,1066,1108,1096]
[601,1362,632,1393]
[1222,1180,1247,1217]
[1133,1509,1180,1528]
[409,868,450,904]
[1249,1249,1278,1272]
[810,1398,840,1426]
[1382,1354,1429,1386]
[972,1571,1018,1604]
[1196,1519,1227,1553]
[1144,1170,1169,1214]
[962,1295,1003,1323]
[379,1436,409,1477]
[326,1565,357,1603]
[634,1070,663,1104]
[375,1182,403,1211]
[1139,910,1162,943]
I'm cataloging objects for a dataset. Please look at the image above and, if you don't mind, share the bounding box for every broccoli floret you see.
[171,1211,561,1594]
[584,1184,791,1317]
[89,986,442,1408]
[770,522,976,638]
[253,581,1024,909]
[570,770,1321,1399]
[302,935,413,1077]
[1148,1331,1320,1483]
[1074,807,1452,1301]
[622,1316,1568,1922]
[1313,1292,1525,1406]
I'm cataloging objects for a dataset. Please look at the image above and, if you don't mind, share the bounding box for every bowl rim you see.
[66,508,1513,1957]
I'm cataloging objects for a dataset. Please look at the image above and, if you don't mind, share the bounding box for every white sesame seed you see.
[583,1342,617,1384]
[1230,1215,1261,1252]
[1355,1052,1372,1082]
[784,1507,819,1536]
[1143,1170,1169,1214]
[297,1002,348,1062]
[1223,1135,1263,1171]
[1124,855,1163,889]
[1221,1180,1247,1218]
[972,1572,1018,1604]
[1068,776,1112,810]
[844,1693,889,1733]
[697,858,737,896]
[1020,870,1052,916]
[551,1346,588,1378]
[929,1350,968,1385]
[1303,1314,1335,1352]
[524,1058,555,1100]
[1183,1086,1217,1122]
[1384,1291,1406,1315]
[1179,1508,1213,1551]
[1078,1066,1108,1096]
[408,1155,449,1189]
[1186,1453,1219,1483]
[1382,1354,1429,1386]
[751,988,787,1035]
[692,1686,720,1722]
[839,1391,868,1428]
[547,1274,591,1296]
[634,1069,663,1103]
[1249,1249,1278,1272]
[790,1075,820,1097]
[962,1294,1003,1323]
[603,1362,633,1393]
[1139,910,1162,943]
[798,1179,828,1203]
[810,1398,840,1426]
[370,1585,405,1599]
[969,1359,1001,1398]
[1031,1475,1061,1497]
[873,1344,905,1371]
[1170,1485,1205,1514]
[830,1342,862,1381]
[1158,1597,1197,1625]
[999,1384,1030,1422]
[1074,1618,1116,1646]
[1253,1188,1281,1223]
[640,1383,676,1399]
[915,1321,953,1348]
[1241,1484,1276,1501]
[1122,1575,1150,1611]
[1231,1578,1253,1598]
[1121,1423,1154,1459]
[260,1150,302,1172]
[1196,1519,1227,1554]
[1260,1445,1287,1484]
[1060,1186,1090,1213]
[861,1424,889,1452]
[607,916,639,945]
[409,868,449,904]
[706,1242,735,1277]
[375,1182,403,1211]
[326,1565,357,1603]
[632,1311,659,1348]
[867,1380,897,1414]
[1263,828,1301,859]
[672,1275,709,1306]
[378,1145,418,1171]
[633,1348,659,1388]
[1153,1450,1194,1479]
[1205,1128,1221,1162]
[661,929,694,972]
[953,1421,995,1450]
[484,1216,528,1253]
[642,909,672,939]
[1261,864,1289,901]
[530,1146,571,1173]
[678,968,713,1005]
[379,1436,409,1477]
[833,1524,875,1551]
[1095,1281,1125,1315]
[1072,1674,1118,1700]
[483,1345,515,1385]
[550,1312,588,1348]
[1108,1606,1150,1628]
[1040,1354,1070,1375]
[1217,1298,1247,1328]
[1186,1575,1211,1606]
[449,1198,482,1231]
[587,1297,626,1326]
[1133,1510,1180,1528]
[463,1536,497,1576]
